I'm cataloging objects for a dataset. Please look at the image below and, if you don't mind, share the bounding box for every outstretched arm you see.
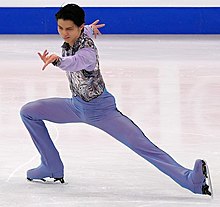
[85,20,105,39]
[38,48,96,72]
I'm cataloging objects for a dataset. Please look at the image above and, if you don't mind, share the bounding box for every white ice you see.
[0,35,219,207]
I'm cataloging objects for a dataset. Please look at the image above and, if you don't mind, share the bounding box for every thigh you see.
[21,98,81,123]
[92,110,148,147]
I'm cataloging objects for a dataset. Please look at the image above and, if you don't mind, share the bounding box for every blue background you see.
[0,7,220,34]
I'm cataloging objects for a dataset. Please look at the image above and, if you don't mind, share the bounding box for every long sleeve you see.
[84,25,93,38]
[56,47,97,72]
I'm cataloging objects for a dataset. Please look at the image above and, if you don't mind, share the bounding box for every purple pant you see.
[20,89,204,193]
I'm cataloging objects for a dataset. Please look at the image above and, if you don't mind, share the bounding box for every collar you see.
[61,32,86,51]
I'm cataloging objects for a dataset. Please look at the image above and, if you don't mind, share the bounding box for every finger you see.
[92,19,99,25]
[42,65,46,71]
[95,29,101,35]
[42,55,58,70]
[38,49,49,57]
[42,62,50,70]
[38,52,43,59]
[38,52,46,61]
[43,49,48,56]
[95,29,101,34]
[38,52,48,63]
[43,52,49,57]
[96,24,105,28]
[42,57,51,70]
[93,29,101,38]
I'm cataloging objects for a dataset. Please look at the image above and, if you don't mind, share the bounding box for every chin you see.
[66,40,74,45]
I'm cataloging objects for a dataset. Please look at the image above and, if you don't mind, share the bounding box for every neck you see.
[69,32,83,47]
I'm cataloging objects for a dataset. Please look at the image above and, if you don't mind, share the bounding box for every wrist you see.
[52,57,62,66]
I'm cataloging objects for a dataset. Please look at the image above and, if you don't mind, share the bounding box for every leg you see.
[91,110,206,194]
[20,98,81,179]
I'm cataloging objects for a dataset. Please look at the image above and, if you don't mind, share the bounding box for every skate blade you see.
[202,160,213,198]
[27,177,68,185]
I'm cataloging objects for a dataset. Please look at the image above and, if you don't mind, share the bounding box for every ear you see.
[80,23,85,31]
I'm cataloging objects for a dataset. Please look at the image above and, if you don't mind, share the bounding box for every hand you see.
[38,50,60,70]
[89,20,105,39]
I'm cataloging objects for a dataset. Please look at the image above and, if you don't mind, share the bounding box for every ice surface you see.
[0,35,219,206]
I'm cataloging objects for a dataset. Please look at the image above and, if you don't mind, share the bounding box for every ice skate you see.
[27,164,65,184]
[191,159,213,197]
[27,177,65,184]
[201,160,213,197]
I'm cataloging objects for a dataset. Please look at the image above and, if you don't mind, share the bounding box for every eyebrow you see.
[58,25,74,29]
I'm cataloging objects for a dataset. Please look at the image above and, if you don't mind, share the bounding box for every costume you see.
[20,26,211,195]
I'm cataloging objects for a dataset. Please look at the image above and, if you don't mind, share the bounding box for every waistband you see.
[72,88,116,108]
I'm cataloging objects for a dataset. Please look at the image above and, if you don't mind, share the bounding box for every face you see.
[57,19,84,46]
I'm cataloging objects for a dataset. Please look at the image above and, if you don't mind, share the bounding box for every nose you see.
[64,31,69,36]
[60,29,69,37]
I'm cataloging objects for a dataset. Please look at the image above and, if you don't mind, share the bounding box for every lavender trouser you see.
[20,90,203,193]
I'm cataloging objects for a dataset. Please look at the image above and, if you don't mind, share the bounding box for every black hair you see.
[55,4,85,27]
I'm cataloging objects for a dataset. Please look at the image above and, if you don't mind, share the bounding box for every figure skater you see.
[20,4,212,196]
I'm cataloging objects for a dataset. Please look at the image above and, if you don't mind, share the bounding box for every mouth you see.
[63,37,70,41]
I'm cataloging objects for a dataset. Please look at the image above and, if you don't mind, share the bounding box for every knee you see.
[20,102,32,118]
[20,100,41,118]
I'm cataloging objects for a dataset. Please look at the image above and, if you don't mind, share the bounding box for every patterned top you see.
[55,28,105,102]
